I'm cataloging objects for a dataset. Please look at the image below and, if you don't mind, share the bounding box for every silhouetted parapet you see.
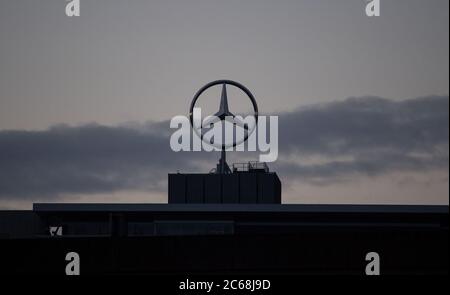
[168,171,281,204]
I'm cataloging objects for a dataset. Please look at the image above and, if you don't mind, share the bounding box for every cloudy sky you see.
[0,0,448,209]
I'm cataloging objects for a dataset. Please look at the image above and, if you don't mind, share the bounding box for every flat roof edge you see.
[32,203,449,214]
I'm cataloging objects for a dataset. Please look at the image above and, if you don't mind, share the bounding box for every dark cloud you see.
[0,96,448,200]
[0,123,214,199]
[279,96,448,154]
[274,95,449,183]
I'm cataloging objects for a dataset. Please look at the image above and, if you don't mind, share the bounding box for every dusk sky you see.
[0,0,448,209]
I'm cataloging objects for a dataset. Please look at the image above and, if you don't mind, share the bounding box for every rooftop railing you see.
[232,161,269,173]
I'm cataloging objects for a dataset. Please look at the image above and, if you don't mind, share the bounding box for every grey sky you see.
[0,0,448,208]
[0,0,448,129]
